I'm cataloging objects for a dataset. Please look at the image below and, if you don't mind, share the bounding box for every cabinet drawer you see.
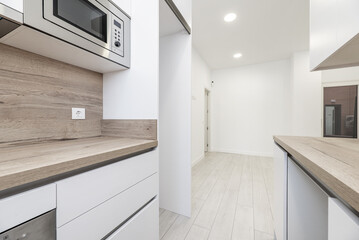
[0,184,56,233]
[57,173,158,240]
[57,150,157,227]
[106,198,158,240]
[328,198,359,240]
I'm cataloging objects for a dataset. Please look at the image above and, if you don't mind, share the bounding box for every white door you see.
[204,89,209,152]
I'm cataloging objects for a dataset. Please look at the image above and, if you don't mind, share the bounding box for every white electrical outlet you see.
[72,108,85,120]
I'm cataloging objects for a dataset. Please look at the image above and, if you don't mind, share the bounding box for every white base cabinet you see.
[0,0,23,12]
[57,174,158,240]
[329,198,359,240]
[288,158,328,240]
[106,198,159,240]
[56,150,157,227]
[273,144,288,240]
[0,184,56,233]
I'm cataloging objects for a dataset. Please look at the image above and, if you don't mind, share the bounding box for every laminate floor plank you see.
[161,198,205,240]
[159,153,275,240]
[208,162,243,240]
[232,205,254,240]
[254,230,275,240]
[185,225,209,240]
[159,210,179,239]
[237,156,253,207]
[252,159,275,236]
[194,157,234,229]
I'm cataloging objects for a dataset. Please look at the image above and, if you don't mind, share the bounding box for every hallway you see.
[159,152,275,240]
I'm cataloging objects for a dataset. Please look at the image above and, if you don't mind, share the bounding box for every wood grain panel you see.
[102,120,157,140]
[274,136,359,214]
[0,44,103,143]
[0,137,158,192]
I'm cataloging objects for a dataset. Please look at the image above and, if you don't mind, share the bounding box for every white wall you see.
[159,31,192,217]
[103,0,159,119]
[290,52,322,137]
[211,60,291,157]
[191,48,211,166]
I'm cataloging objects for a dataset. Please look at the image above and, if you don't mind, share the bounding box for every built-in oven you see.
[0,210,56,240]
[23,0,130,68]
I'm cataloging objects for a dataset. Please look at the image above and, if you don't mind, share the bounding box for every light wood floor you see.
[159,152,275,240]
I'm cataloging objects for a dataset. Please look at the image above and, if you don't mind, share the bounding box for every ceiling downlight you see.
[224,13,237,22]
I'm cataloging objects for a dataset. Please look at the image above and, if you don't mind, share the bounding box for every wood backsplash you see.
[0,44,103,143]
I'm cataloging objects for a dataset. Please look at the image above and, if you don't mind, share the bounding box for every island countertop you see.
[0,136,158,193]
[274,136,359,213]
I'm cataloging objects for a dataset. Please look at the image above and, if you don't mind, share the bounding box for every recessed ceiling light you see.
[224,13,237,22]
[233,53,242,59]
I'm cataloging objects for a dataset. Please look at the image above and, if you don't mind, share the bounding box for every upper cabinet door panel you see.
[111,0,131,16]
[310,0,337,71]
[0,0,23,12]
[172,0,192,26]
[310,0,359,71]
[337,0,359,47]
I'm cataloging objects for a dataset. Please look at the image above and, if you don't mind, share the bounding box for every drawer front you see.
[57,150,157,227]
[106,198,158,240]
[0,184,56,233]
[57,173,158,240]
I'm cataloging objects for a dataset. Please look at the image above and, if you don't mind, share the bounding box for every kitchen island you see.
[274,136,359,240]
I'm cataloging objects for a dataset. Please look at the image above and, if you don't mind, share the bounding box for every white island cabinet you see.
[273,140,359,240]
[328,198,359,240]
[287,158,328,240]
[273,144,288,240]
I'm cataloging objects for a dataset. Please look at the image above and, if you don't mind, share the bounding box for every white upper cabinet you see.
[310,0,359,71]
[172,0,191,26]
[111,0,131,16]
[0,0,23,12]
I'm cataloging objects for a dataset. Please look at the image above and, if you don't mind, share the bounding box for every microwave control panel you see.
[111,16,124,57]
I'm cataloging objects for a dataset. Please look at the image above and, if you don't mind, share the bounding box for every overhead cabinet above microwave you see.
[0,0,130,73]
[310,0,359,71]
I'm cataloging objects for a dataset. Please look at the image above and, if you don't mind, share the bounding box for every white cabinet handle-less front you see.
[273,143,288,240]
[328,198,359,240]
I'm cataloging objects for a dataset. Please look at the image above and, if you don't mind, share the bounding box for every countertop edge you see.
[0,139,158,197]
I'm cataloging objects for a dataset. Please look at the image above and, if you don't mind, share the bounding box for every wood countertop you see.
[0,137,158,193]
[274,136,359,213]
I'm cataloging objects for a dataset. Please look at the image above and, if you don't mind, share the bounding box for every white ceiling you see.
[193,0,310,69]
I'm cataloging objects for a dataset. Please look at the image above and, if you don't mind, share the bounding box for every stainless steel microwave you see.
[23,0,131,69]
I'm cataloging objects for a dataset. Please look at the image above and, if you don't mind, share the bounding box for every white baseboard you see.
[192,154,205,167]
[211,148,273,158]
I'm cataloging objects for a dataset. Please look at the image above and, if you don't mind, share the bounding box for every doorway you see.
[204,89,210,152]
[323,85,358,138]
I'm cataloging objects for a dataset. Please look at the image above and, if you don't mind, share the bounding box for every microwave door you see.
[43,0,111,49]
